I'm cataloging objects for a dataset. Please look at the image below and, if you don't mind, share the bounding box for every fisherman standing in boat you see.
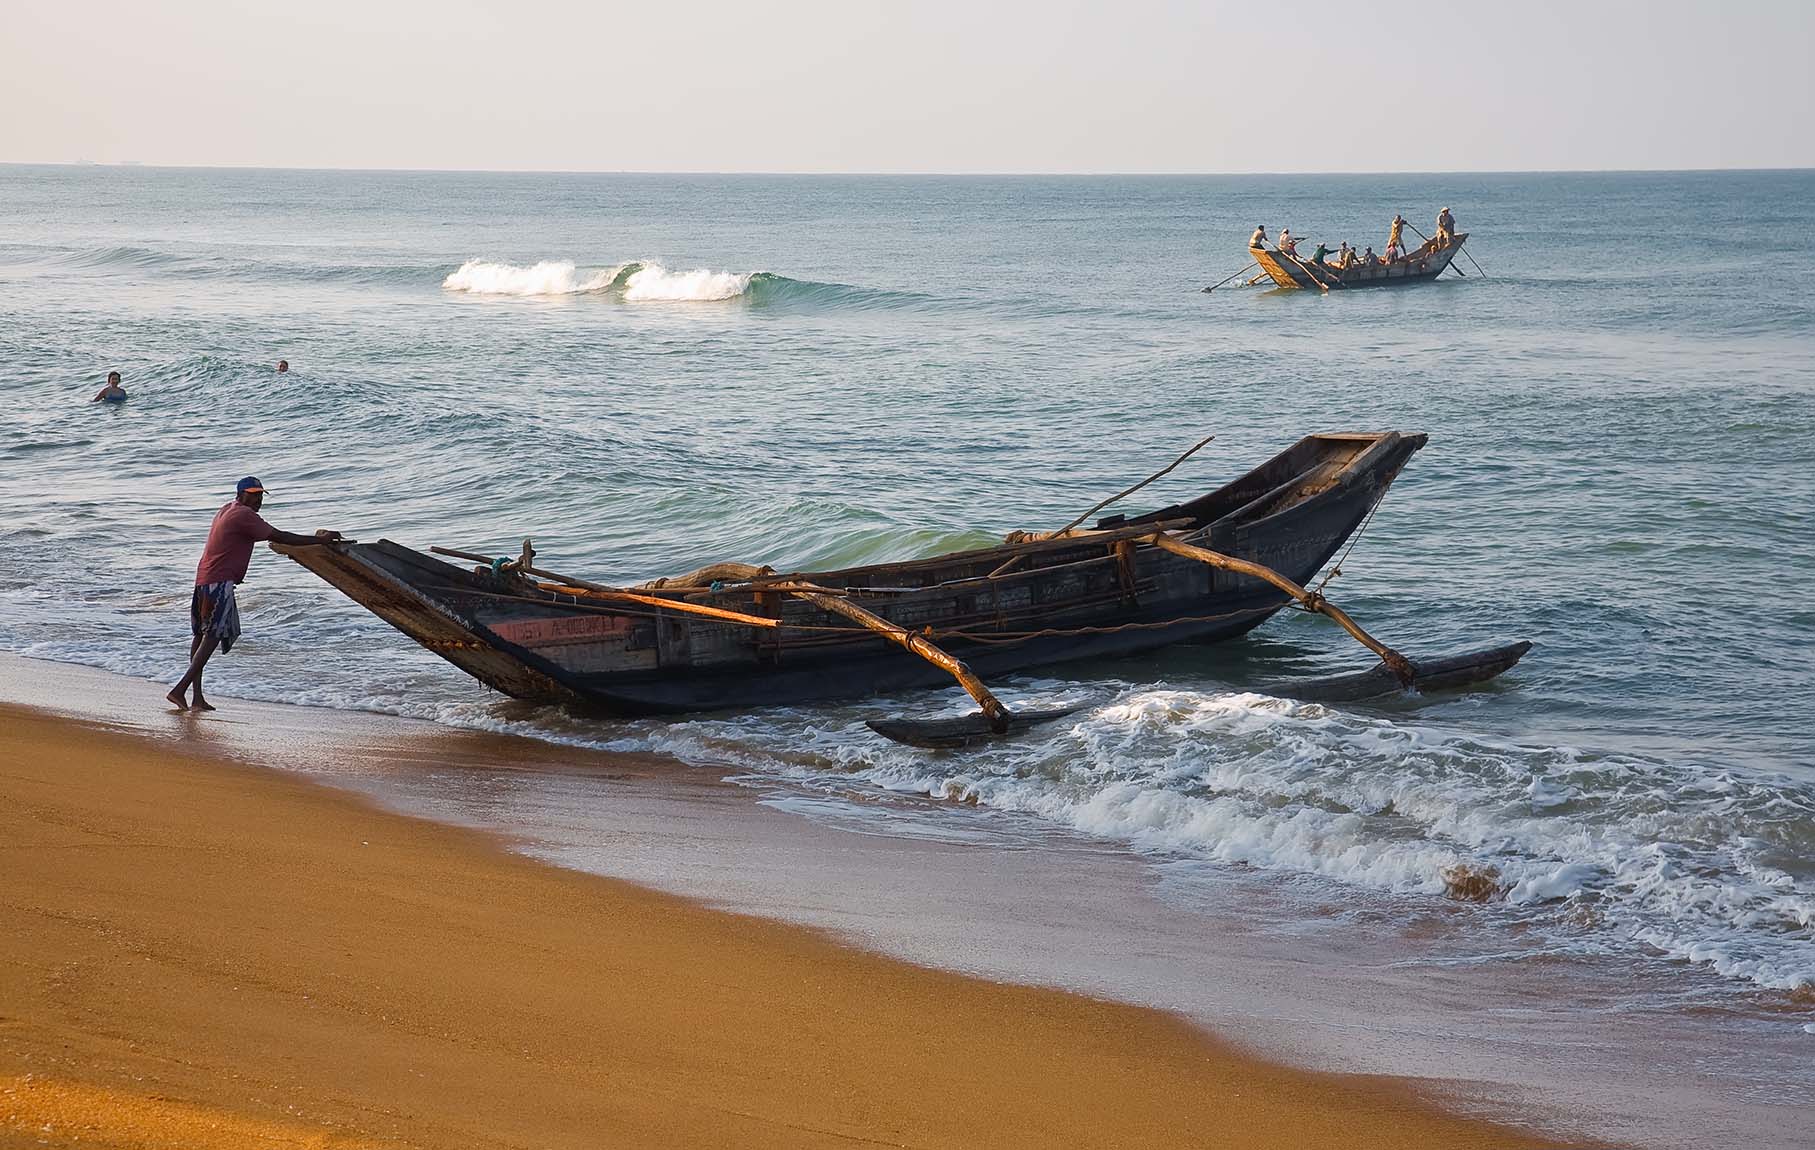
[1386,214,1406,262]
[1278,229,1299,256]
[1436,206,1456,247]
[1249,224,1269,250]
[167,477,343,712]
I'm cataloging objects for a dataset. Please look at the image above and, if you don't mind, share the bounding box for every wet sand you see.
[0,694,1555,1149]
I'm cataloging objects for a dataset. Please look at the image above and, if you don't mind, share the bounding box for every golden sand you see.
[0,705,1548,1148]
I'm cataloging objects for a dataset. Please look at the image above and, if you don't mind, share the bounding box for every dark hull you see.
[282,431,1428,715]
[1252,234,1467,289]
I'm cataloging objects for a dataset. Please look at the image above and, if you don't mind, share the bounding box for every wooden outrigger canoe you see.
[278,431,1530,746]
[1253,233,1468,290]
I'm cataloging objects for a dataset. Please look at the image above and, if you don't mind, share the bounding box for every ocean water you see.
[3,166,1813,1129]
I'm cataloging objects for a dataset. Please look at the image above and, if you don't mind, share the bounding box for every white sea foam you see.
[441,259,621,295]
[439,258,755,301]
[621,262,752,302]
[612,685,1815,997]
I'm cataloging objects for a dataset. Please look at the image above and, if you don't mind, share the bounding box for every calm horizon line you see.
[4,161,1811,179]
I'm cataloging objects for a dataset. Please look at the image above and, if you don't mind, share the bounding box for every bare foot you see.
[166,688,190,711]
[190,696,216,712]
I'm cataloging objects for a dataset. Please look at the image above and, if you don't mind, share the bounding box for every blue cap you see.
[236,476,267,496]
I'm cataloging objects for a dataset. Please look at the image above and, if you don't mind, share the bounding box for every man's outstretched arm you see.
[268,528,344,547]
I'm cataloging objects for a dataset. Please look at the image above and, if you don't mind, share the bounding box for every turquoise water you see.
[3,167,1812,1028]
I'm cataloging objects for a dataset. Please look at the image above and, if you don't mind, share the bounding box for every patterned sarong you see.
[190,580,242,653]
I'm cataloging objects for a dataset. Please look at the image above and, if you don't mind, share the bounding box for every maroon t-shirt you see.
[194,501,275,585]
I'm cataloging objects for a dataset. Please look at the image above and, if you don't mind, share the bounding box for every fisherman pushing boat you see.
[167,477,343,711]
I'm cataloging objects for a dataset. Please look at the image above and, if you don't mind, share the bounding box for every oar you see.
[1201,261,1258,293]
[1053,435,1214,537]
[1279,248,1336,292]
[988,435,1214,577]
[1457,238,1489,278]
[1400,221,1463,275]
[1405,221,1486,279]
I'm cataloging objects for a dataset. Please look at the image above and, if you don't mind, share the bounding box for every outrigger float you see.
[278,431,1530,748]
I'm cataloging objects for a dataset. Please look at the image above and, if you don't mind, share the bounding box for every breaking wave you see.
[621,263,751,301]
[441,259,630,296]
[27,245,923,310]
[439,258,908,307]
[441,258,753,301]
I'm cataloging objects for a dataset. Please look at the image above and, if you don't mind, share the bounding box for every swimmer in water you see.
[92,371,127,402]
[276,359,289,373]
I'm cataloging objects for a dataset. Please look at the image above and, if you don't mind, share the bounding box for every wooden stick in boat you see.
[1201,262,1257,293]
[985,515,1196,579]
[1444,233,1488,279]
[430,545,810,629]
[559,587,792,628]
[1405,221,1486,279]
[1279,249,1336,292]
[1147,532,1416,685]
[432,545,797,598]
[431,544,512,566]
[432,546,630,597]
[1050,436,1214,539]
[1400,222,1455,275]
[986,554,1027,579]
[789,590,1011,732]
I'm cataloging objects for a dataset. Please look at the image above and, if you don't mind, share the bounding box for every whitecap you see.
[621,262,752,302]
[441,259,620,295]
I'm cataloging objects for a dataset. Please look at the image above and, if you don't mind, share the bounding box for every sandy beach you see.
[0,692,1559,1149]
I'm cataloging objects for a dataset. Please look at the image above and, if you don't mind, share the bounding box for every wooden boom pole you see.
[1201,261,1258,293]
[1147,532,1416,685]
[790,591,1012,732]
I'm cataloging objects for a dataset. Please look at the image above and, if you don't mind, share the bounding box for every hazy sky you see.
[3,0,1810,172]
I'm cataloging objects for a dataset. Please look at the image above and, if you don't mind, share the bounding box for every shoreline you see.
[0,688,1557,1148]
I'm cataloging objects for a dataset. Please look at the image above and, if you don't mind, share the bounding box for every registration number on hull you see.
[487,614,631,647]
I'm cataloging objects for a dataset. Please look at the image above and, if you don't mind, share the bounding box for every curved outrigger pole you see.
[788,590,1015,731]
[1146,532,1414,684]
